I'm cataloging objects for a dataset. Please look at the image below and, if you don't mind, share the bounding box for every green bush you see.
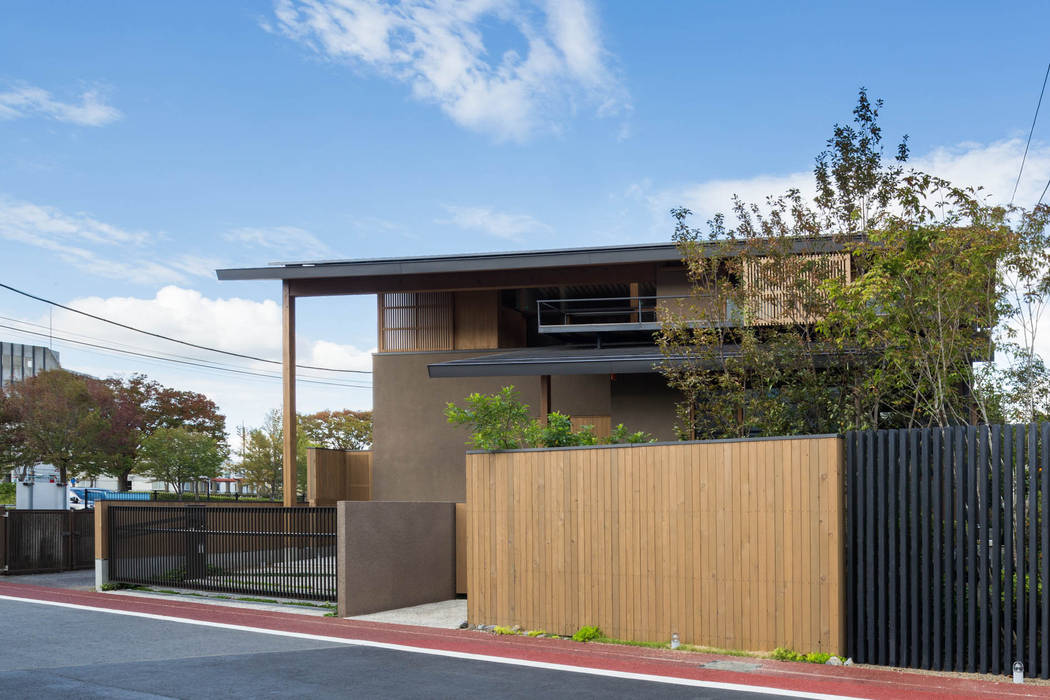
[0,481,14,505]
[771,647,831,664]
[572,625,603,642]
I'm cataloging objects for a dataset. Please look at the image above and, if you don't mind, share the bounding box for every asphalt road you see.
[0,598,802,699]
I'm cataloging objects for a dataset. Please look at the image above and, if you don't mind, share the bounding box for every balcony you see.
[536,295,734,335]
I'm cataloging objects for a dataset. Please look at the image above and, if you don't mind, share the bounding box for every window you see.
[379,292,454,351]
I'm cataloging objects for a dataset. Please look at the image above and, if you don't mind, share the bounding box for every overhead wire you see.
[0,281,372,374]
[1012,62,1050,205]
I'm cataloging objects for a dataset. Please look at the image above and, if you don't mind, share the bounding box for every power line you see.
[1012,62,1050,205]
[0,322,371,389]
[1039,177,1050,208]
[0,312,364,385]
[0,282,372,374]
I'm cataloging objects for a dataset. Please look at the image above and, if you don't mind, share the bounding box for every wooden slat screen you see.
[306,448,373,506]
[378,292,453,352]
[467,437,845,653]
[743,252,850,325]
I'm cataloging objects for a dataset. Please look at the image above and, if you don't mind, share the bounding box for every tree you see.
[91,375,227,490]
[137,427,227,500]
[0,370,111,484]
[299,409,372,450]
[659,89,1050,436]
[239,409,284,500]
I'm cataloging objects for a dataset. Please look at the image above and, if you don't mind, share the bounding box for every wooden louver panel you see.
[743,252,850,325]
[378,292,454,351]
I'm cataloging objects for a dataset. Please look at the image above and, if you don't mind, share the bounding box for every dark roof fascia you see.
[216,235,861,282]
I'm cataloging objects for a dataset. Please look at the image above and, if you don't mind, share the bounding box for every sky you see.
[1,0,1049,436]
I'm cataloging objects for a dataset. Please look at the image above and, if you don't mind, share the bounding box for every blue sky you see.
[2,0,1049,434]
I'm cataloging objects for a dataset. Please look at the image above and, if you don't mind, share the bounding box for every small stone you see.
[458,621,469,629]
[843,658,854,666]
[825,656,842,666]
[511,625,521,633]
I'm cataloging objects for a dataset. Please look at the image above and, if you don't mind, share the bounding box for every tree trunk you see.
[118,470,132,492]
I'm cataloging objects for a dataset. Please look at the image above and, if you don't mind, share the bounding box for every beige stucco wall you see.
[373,350,678,501]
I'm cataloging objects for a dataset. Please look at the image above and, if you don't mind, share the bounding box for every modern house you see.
[217,238,853,505]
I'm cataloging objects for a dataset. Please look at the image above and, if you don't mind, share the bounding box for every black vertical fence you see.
[108,505,337,601]
[846,424,1050,677]
[2,510,94,574]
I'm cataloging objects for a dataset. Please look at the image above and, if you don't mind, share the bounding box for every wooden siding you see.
[570,415,612,440]
[307,448,373,506]
[456,502,468,595]
[466,437,845,654]
[454,291,499,350]
[744,253,850,325]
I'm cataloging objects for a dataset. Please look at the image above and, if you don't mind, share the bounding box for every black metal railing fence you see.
[108,505,337,601]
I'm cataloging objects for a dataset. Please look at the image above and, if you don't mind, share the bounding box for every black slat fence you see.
[847,424,1050,678]
[108,505,337,601]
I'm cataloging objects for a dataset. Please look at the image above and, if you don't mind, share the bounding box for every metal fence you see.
[108,505,337,601]
[846,424,1050,678]
[2,509,94,574]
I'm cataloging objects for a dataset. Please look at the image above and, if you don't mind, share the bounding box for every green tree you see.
[239,409,284,500]
[445,386,542,450]
[137,427,227,500]
[299,409,373,450]
[0,370,111,484]
[660,89,1050,436]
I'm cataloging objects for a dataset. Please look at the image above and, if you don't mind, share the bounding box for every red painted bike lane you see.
[1,581,1045,700]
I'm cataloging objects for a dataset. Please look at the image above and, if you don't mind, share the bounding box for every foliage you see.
[0,481,13,505]
[0,370,113,484]
[136,427,228,499]
[571,625,603,642]
[299,409,373,451]
[445,386,542,450]
[492,625,517,635]
[238,410,286,500]
[770,647,832,664]
[446,388,655,450]
[659,89,1050,436]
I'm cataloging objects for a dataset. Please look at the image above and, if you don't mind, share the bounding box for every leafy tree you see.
[239,409,284,500]
[137,427,227,500]
[659,89,1050,436]
[299,409,372,450]
[0,370,112,484]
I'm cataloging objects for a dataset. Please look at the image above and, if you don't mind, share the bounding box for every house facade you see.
[217,239,852,504]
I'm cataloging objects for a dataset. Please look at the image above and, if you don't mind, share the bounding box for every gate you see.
[108,505,337,601]
[846,424,1050,678]
[2,510,94,574]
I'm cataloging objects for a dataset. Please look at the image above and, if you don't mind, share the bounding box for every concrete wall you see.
[373,351,679,501]
[336,501,456,617]
[610,373,680,441]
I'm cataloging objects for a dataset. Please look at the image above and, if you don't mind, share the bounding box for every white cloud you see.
[0,84,122,126]
[223,226,334,260]
[438,204,551,240]
[0,196,206,285]
[633,137,1050,232]
[269,0,628,141]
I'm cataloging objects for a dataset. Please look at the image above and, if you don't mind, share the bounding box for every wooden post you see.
[629,282,640,323]
[539,374,551,425]
[282,281,297,508]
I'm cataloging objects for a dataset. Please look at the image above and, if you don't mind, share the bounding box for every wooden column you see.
[629,282,640,323]
[539,374,551,424]
[282,281,297,507]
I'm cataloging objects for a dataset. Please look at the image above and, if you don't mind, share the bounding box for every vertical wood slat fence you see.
[846,424,1050,678]
[467,437,845,653]
[306,448,372,506]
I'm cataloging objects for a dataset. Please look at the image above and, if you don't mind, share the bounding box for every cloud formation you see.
[223,226,334,260]
[634,138,1050,229]
[0,84,122,126]
[270,0,628,141]
[438,204,551,240]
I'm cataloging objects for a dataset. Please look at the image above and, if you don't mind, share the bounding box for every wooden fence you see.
[467,436,845,653]
[306,448,372,506]
[847,424,1050,678]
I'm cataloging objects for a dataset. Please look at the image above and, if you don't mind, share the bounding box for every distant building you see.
[1,342,61,388]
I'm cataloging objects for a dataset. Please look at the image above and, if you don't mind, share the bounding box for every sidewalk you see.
[0,580,1046,700]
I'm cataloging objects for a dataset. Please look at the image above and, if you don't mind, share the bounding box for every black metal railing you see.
[846,424,1050,678]
[536,295,733,333]
[108,505,337,601]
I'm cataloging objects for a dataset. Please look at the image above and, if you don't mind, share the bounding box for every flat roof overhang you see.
[215,237,858,297]
[426,343,871,378]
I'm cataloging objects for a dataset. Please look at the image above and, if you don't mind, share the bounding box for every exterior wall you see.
[373,353,632,502]
[466,436,846,654]
[1,342,61,388]
[337,501,456,617]
[610,373,680,441]
[372,351,543,502]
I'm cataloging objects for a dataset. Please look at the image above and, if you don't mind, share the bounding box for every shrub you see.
[771,647,831,664]
[604,423,655,444]
[492,626,517,635]
[572,625,603,642]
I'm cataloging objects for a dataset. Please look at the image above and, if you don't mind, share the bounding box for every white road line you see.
[0,594,869,700]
